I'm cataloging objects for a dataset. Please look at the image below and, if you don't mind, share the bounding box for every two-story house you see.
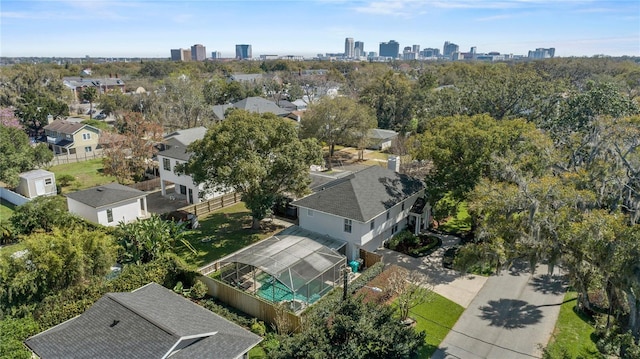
[43,119,100,155]
[292,165,430,260]
[157,127,228,204]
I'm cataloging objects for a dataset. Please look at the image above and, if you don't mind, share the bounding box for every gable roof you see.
[43,119,99,135]
[66,183,146,208]
[292,166,424,222]
[164,126,207,148]
[232,97,290,117]
[24,283,262,359]
[368,128,398,141]
[212,104,234,120]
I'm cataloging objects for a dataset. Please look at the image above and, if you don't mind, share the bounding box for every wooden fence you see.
[128,178,161,192]
[179,192,240,217]
[360,249,383,269]
[46,149,104,166]
[198,275,302,333]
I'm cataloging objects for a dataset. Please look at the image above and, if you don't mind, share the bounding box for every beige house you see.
[43,119,101,155]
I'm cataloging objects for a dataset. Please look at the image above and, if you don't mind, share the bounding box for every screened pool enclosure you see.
[219,226,346,312]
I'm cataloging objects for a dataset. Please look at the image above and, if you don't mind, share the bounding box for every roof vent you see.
[110,320,120,327]
[97,187,104,192]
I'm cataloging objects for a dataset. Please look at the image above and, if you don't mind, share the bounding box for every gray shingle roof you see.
[164,127,207,148]
[66,183,146,208]
[44,119,99,135]
[368,128,398,140]
[292,166,424,222]
[232,97,290,117]
[25,283,262,359]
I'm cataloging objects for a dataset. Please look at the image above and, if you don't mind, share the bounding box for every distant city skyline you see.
[1,1,638,58]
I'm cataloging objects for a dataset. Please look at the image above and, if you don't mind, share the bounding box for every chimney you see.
[388,156,400,172]
[47,114,54,125]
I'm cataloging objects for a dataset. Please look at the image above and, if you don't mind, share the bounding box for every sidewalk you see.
[376,232,487,308]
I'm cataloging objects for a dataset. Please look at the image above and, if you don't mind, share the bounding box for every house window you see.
[308,209,314,217]
[392,224,398,234]
[179,185,187,195]
[386,211,390,220]
[107,209,114,223]
[370,220,375,231]
[163,158,171,171]
[344,219,352,233]
[82,133,91,140]
[45,178,52,185]
[84,146,92,153]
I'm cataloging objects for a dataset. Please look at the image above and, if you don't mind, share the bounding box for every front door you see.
[188,188,193,204]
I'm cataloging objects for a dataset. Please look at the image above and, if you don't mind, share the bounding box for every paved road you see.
[432,263,567,359]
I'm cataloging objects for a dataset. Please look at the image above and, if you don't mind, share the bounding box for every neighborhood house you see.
[157,127,228,204]
[292,165,429,260]
[66,183,148,226]
[24,282,262,359]
[43,119,101,155]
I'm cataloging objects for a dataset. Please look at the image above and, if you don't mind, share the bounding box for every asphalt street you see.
[432,263,567,359]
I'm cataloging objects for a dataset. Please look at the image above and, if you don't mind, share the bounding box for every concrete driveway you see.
[376,233,487,308]
[432,263,568,359]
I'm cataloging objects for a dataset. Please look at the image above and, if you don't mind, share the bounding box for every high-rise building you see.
[528,47,555,59]
[421,48,440,58]
[443,41,459,58]
[354,41,365,57]
[235,44,252,60]
[379,40,400,59]
[344,38,355,58]
[170,49,182,61]
[211,51,222,59]
[191,44,206,61]
[412,45,420,54]
[170,48,192,61]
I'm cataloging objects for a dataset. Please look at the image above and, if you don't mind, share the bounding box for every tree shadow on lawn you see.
[479,299,543,329]
[177,211,283,268]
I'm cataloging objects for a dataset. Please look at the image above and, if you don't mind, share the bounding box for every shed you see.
[16,169,56,198]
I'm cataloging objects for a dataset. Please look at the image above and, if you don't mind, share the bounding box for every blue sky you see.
[1,0,638,58]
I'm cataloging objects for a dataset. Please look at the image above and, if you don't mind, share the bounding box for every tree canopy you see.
[0,125,53,187]
[182,110,322,228]
[271,295,425,359]
[300,96,376,169]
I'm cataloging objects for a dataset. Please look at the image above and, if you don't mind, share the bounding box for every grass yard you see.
[0,199,16,221]
[48,158,117,193]
[439,200,472,234]
[410,292,465,358]
[175,203,284,268]
[544,292,600,358]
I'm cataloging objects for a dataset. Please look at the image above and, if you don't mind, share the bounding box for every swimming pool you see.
[256,273,326,304]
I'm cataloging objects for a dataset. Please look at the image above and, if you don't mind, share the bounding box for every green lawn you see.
[0,199,15,222]
[439,200,472,234]
[175,203,284,268]
[410,292,465,357]
[48,158,117,193]
[544,292,600,358]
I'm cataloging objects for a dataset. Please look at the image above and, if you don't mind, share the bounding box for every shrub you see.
[190,279,208,299]
[387,230,419,251]
[251,319,267,336]
[57,174,75,187]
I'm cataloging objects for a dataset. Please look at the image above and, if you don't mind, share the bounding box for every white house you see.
[292,165,430,260]
[15,169,56,198]
[158,127,227,204]
[66,183,148,226]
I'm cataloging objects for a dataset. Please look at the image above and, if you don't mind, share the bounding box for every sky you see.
[1,0,639,58]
